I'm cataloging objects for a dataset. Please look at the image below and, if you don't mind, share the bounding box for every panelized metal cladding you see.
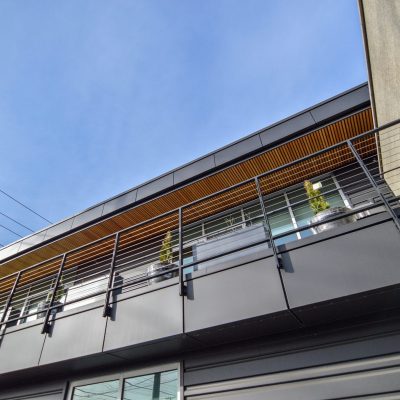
[183,317,400,399]
[3,313,400,399]
[3,85,400,399]
[0,381,65,400]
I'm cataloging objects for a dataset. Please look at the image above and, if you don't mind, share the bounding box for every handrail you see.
[1,117,400,284]
[0,118,399,332]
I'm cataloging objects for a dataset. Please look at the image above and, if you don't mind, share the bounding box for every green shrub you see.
[304,180,330,215]
[159,231,173,264]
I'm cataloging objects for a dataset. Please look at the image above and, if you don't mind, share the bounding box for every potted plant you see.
[147,231,178,284]
[304,180,356,234]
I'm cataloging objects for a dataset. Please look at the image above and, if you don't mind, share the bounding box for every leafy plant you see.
[304,180,330,215]
[159,231,173,264]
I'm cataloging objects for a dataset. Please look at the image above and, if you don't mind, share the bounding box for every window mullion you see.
[118,375,124,400]
[332,173,351,208]
[284,192,301,240]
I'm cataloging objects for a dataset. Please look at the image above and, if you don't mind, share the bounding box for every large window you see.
[124,370,178,400]
[183,173,349,249]
[69,367,179,400]
[266,175,348,244]
[72,380,119,400]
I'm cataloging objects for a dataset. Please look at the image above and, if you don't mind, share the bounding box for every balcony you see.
[0,115,400,377]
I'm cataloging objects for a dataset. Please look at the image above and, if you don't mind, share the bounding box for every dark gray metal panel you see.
[71,205,105,229]
[184,258,288,332]
[103,284,182,351]
[136,174,174,201]
[13,393,62,400]
[102,190,138,216]
[281,220,400,309]
[39,307,107,365]
[259,112,316,147]
[214,136,263,167]
[108,335,199,361]
[0,324,45,374]
[173,156,216,185]
[310,85,370,123]
[185,364,400,400]
[187,313,299,346]
[184,324,400,386]
[0,384,64,400]
[0,390,63,400]
[44,219,74,241]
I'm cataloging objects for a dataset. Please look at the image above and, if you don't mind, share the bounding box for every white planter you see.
[310,207,357,234]
[193,224,268,270]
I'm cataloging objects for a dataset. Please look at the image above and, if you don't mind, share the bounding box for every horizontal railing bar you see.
[108,265,181,293]
[0,209,179,285]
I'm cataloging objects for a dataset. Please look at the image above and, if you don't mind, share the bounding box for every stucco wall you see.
[360,0,400,195]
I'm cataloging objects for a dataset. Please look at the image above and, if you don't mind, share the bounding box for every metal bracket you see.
[103,304,112,317]
[180,283,187,297]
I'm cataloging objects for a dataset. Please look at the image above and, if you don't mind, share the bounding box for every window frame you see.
[264,172,348,240]
[66,362,182,400]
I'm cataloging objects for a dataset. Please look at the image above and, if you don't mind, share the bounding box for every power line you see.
[0,188,52,224]
[0,211,34,233]
[0,223,23,238]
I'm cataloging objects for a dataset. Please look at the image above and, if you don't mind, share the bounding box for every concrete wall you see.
[360,0,400,195]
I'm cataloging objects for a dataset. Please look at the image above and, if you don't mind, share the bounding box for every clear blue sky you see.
[0,0,366,246]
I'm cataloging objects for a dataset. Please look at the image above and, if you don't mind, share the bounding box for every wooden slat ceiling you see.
[0,108,373,279]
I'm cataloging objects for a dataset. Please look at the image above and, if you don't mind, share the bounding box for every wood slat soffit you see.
[0,108,373,278]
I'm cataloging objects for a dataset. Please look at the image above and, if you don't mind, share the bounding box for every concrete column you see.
[359,0,400,195]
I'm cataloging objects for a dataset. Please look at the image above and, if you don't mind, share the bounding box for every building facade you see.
[1,4,400,397]
[0,82,400,399]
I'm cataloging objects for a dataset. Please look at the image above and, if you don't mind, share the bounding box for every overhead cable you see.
[0,188,52,224]
[0,224,23,238]
[0,211,34,233]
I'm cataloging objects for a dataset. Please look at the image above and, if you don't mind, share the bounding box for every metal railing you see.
[0,118,399,335]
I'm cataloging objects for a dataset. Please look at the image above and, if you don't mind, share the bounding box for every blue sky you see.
[0,0,366,246]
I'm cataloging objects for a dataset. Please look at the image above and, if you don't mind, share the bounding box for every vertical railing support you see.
[41,254,67,334]
[103,232,120,317]
[178,207,186,296]
[347,140,400,233]
[0,271,21,332]
[255,177,283,269]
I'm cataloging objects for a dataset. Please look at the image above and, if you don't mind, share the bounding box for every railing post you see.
[102,232,120,317]
[178,207,186,296]
[0,271,21,332]
[255,177,283,269]
[41,254,67,334]
[347,140,400,233]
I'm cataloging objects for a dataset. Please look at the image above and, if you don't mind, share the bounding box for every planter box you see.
[193,224,268,271]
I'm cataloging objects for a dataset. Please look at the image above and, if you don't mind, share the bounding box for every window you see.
[266,175,347,244]
[123,370,178,400]
[72,380,119,400]
[69,366,179,400]
[181,173,349,250]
